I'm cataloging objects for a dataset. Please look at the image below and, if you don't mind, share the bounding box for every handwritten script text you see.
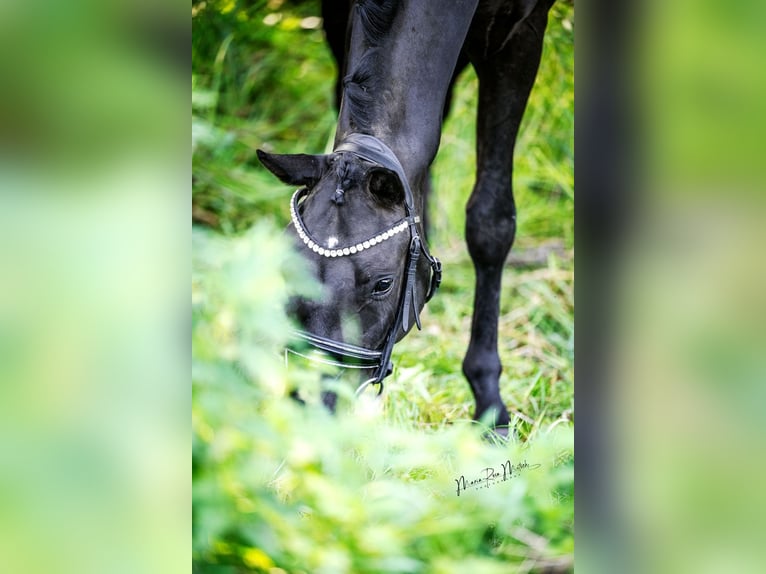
[454,459,541,496]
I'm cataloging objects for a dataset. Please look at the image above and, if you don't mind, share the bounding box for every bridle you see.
[285,133,442,395]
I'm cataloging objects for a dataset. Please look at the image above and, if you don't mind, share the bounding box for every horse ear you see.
[256,150,330,186]
[366,166,404,207]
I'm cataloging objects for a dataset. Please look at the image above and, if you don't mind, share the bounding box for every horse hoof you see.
[482,425,514,444]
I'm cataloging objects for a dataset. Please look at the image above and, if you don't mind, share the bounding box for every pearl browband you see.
[290,187,420,258]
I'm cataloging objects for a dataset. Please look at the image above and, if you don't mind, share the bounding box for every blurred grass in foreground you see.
[192,224,573,573]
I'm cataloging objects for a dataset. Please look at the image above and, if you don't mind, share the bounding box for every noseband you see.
[286,133,442,394]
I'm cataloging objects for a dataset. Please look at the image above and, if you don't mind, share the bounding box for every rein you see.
[287,134,442,394]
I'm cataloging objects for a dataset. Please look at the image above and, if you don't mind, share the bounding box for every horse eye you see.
[372,278,394,295]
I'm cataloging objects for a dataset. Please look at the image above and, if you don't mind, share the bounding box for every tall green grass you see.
[387,258,573,442]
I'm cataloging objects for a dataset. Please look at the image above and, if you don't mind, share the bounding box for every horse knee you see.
[465,188,516,266]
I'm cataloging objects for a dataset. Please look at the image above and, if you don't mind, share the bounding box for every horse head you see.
[257,135,441,397]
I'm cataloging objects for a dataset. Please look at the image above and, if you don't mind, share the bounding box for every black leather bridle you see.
[286,133,442,395]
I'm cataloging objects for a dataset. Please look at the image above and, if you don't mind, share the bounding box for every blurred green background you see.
[193,1,574,572]
[1,0,763,573]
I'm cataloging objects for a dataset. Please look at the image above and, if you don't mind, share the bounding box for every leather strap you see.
[289,329,382,364]
[401,236,421,332]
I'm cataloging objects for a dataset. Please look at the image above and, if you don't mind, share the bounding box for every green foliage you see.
[193,225,573,573]
[193,0,336,233]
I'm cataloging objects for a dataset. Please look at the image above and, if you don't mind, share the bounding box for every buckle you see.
[426,257,442,301]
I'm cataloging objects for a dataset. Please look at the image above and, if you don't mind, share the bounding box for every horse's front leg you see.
[463,4,551,434]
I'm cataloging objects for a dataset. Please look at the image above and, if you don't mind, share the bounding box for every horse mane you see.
[342,49,380,132]
[342,0,400,132]
[356,0,399,46]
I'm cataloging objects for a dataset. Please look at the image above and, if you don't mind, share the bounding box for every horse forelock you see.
[332,153,355,191]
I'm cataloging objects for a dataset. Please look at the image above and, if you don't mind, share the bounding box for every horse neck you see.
[335,0,478,197]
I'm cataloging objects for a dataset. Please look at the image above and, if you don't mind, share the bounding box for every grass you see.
[384,255,573,442]
[193,1,573,571]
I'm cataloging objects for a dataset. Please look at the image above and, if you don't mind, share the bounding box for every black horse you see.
[258,0,555,434]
